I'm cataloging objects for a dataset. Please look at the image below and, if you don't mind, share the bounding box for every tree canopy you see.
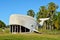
[0,20,6,28]
[27,2,60,30]
[27,9,35,17]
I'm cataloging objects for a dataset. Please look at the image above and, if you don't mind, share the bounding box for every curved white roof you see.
[10,14,35,20]
[9,14,38,32]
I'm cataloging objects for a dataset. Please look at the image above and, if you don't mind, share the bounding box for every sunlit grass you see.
[0,33,60,40]
[0,28,60,40]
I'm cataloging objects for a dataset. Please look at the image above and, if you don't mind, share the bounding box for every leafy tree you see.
[36,2,58,30]
[27,9,35,17]
[48,2,58,13]
[36,6,48,29]
[36,6,47,23]
[0,20,6,28]
[56,12,60,29]
[47,2,58,30]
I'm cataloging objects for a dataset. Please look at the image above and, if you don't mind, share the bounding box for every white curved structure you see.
[9,14,49,33]
[9,14,38,33]
[39,18,49,26]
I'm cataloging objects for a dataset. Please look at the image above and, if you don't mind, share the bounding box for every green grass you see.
[0,33,60,40]
[0,28,60,40]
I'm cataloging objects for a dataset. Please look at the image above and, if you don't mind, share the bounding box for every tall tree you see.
[36,6,48,23]
[27,9,35,17]
[47,2,58,30]
[57,12,60,29]
[36,6,48,29]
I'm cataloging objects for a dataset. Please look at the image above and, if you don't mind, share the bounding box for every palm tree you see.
[48,2,58,19]
[47,2,58,30]
[36,6,47,22]
[36,6,48,29]
[40,6,48,18]
[27,9,35,17]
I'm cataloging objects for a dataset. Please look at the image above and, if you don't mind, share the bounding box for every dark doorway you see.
[21,26,30,32]
[10,25,12,33]
[26,28,30,32]
[21,26,25,32]
[13,25,15,32]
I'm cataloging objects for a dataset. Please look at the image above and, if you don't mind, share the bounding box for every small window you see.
[31,25,33,27]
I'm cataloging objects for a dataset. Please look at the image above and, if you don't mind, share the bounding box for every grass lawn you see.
[0,28,60,40]
[0,33,60,40]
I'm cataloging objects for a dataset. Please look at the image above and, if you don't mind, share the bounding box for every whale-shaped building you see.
[9,14,49,34]
[9,14,38,33]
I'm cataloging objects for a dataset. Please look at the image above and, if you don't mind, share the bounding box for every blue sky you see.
[0,0,60,25]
